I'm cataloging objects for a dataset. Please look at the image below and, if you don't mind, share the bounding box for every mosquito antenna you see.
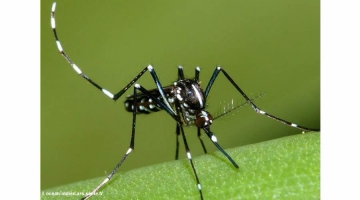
[213,92,266,121]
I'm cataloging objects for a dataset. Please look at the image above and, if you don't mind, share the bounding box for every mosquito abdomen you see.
[124,96,162,114]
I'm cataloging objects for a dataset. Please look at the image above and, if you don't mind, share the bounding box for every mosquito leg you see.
[178,66,185,80]
[174,101,204,200]
[205,66,320,132]
[202,126,239,168]
[135,84,178,121]
[197,128,207,154]
[51,3,178,107]
[175,126,207,160]
[194,66,208,154]
[128,84,204,198]
[82,83,179,199]
[195,67,200,82]
[147,66,176,115]
[81,85,140,200]
[175,124,181,160]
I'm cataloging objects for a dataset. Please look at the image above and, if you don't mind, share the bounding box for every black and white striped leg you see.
[51,2,176,114]
[147,66,176,115]
[174,126,207,160]
[178,66,185,80]
[51,2,131,100]
[205,66,320,132]
[174,101,204,200]
[203,126,239,168]
[174,66,184,160]
[195,66,200,82]
[134,84,204,198]
[81,86,140,200]
[177,65,200,82]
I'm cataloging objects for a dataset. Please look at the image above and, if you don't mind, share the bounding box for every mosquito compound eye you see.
[195,111,213,128]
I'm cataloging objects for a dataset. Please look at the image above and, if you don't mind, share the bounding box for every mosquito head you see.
[195,110,213,128]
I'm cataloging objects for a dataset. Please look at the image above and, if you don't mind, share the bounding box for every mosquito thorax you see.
[173,79,206,113]
[173,79,207,125]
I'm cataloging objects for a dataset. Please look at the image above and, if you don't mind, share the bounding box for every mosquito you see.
[50,2,319,199]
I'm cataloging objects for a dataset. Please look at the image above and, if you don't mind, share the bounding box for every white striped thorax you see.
[172,79,208,126]
[174,79,205,112]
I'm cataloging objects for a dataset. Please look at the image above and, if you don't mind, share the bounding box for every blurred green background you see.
[41,0,320,190]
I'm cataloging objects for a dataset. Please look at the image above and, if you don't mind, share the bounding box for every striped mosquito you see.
[50,2,319,200]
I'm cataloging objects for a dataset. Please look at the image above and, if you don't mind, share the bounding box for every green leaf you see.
[41,132,320,200]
